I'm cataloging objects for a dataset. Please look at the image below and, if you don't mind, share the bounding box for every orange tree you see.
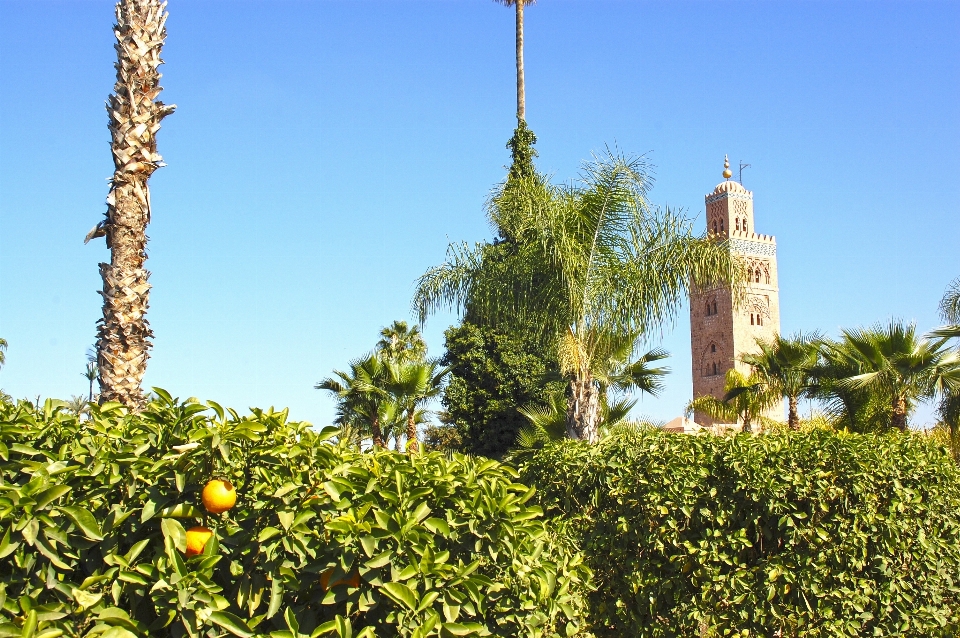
[0,391,590,637]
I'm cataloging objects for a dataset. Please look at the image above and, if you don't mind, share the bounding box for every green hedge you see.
[0,393,590,637]
[517,428,960,637]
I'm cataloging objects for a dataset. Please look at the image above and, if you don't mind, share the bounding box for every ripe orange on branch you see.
[185,526,213,556]
[201,479,236,514]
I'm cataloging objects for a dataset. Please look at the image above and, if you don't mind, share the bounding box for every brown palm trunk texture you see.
[95,0,175,410]
[788,395,800,430]
[372,416,385,449]
[567,375,600,443]
[406,410,419,454]
[891,396,908,432]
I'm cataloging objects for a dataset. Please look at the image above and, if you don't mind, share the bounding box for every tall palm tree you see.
[384,360,449,453]
[376,320,427,364]
[415,151,744,442]
[834,320,960,432]
[317,354,391,449]
[494,0,534,123]
[740,332,820,430]
[687,369,780,433]
[85,0,175,410]
[83,348,99,402]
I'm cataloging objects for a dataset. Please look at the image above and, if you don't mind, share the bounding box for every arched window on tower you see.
[712,362,718,376]
[758,315,763,326]
[755,269,761,283]
[711,344,716,353]
[750,313,755,325]
[705,302,711,316]
[720,220,725,231]
[713,220,718,234]
[712,301,717,315]
[765,269,770,284]
[735,218,740,231]
[743,219,749,233]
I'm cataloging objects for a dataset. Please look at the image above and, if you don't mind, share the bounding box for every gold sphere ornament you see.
[722,155,733,180]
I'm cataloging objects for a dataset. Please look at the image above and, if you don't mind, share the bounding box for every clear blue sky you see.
[1,1,957,428]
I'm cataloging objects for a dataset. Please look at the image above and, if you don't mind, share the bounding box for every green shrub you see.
[517,428,960,637]
[0,392,590,637]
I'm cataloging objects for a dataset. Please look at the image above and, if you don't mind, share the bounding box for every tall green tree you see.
[740,332,820,430]
[86,0,175,410]
[415,151,744,442]
[833,320,960,432]
[440,321,561,458]
[687,368,781,433]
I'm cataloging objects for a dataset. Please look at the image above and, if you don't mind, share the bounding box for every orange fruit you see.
[320,568,361,591]
[185,526,213,556]
[201,479,237,514]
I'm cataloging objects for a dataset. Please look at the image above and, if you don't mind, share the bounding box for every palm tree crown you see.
[376,320,427,364]
[833,320,960,431]
[687,368,781,433]
[415,151,745,442]
[740,332,820,429]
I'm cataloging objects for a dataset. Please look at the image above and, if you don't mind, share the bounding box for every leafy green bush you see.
[0,392,590,637]
[517,428,960,637]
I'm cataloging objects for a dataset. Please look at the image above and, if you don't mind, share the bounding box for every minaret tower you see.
[689,156,782,428]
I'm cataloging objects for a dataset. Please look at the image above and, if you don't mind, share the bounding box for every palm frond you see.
[940,277,960,324]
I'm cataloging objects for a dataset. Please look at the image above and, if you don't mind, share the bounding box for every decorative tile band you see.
[730,238,777,257]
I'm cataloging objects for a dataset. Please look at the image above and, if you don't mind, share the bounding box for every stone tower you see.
[689,156,782,428]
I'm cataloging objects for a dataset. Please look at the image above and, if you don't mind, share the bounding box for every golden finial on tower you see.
[722,155,733,180]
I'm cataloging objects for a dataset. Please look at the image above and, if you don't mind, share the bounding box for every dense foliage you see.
[518,428,960,637]
[440,321,562,458]
[0,392,590,637]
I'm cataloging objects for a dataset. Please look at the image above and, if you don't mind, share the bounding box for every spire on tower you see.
[722,155,732,180]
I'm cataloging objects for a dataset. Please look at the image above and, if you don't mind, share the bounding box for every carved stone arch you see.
[748,294,771,320]
[699,342,726,377]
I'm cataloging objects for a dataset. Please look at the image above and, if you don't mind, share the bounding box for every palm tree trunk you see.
[95,0,175,411]
[891,396,908,432]
[566,375,600,443]
[515,0,525,122]
[788,395,800,430]
[406,409,419,453]
[742,412,752,433]
[372,416,384,449]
